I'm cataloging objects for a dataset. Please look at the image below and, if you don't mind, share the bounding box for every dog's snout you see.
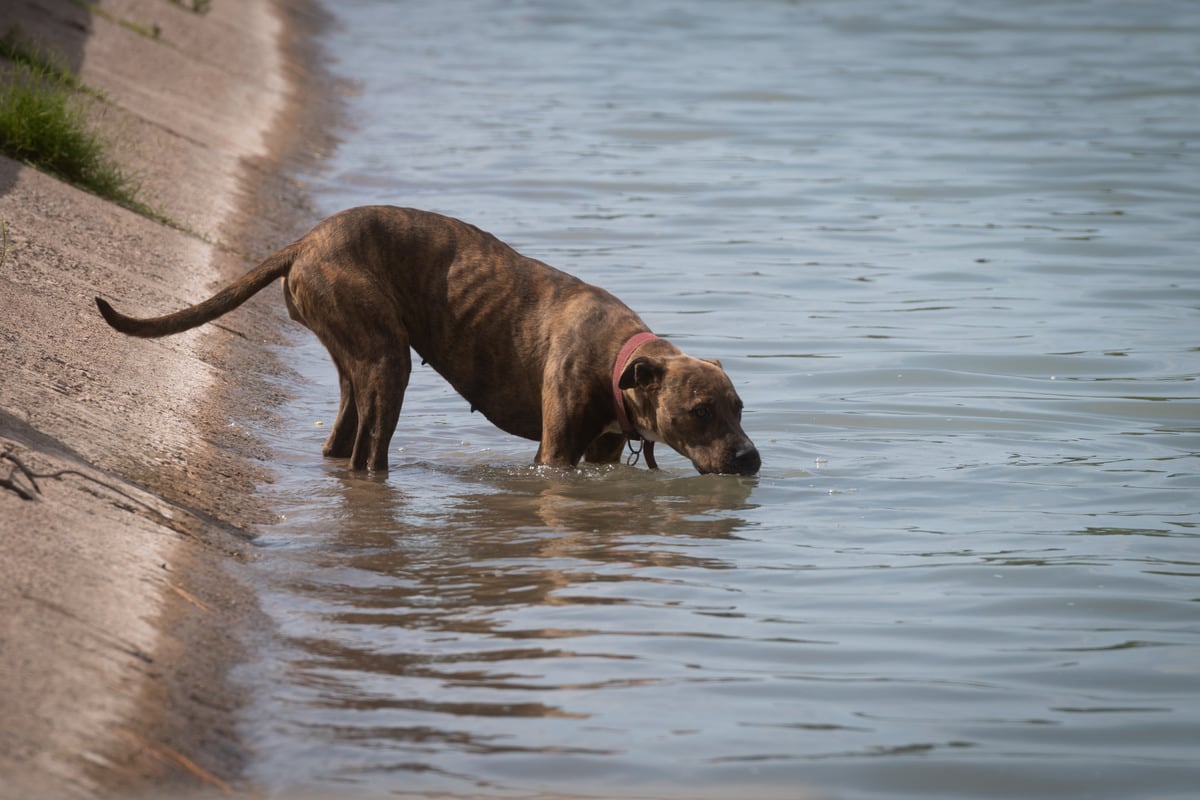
[733,444,761,475]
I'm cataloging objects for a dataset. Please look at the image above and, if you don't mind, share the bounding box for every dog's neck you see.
[611,331,660,468]
[611,332,657,434]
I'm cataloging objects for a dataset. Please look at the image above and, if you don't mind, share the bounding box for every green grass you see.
[0,28,159,218]
[69,2,162,40]
[169,0,213,15]
[0,27,81,89]
[0,69,141,207]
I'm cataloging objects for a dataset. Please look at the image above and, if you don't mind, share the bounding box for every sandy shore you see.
[0,1,335,796]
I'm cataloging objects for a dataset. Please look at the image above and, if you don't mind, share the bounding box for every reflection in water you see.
[293,468,755,653]
[249,462,778,795]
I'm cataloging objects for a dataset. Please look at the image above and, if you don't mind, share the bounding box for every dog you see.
[96,206,760,475]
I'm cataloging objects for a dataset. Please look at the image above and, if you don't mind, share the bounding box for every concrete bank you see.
[0,0,335,796]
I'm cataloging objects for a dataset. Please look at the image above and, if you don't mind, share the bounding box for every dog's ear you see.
[619,357,665,390]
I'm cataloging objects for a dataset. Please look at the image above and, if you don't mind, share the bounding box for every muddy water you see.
[240,1,1200,798]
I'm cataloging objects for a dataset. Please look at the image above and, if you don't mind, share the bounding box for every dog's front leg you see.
[533,430,582,469]
[583,432,626,464]
[533,389,601,469]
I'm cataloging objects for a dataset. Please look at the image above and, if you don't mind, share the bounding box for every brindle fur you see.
[96,206,760,475]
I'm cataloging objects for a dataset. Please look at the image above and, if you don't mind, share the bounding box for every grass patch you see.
[0,27,81,89]
[0,28,166,221]
[169,0,213,15]
[69,1,162,40]
[0,65,140,206]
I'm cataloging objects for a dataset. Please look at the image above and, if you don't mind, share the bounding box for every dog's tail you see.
[95,243,300,338]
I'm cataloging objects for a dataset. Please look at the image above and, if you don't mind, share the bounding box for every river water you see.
[239,1,1200,798]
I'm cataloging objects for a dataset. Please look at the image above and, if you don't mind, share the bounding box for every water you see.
[240,1,1200,798]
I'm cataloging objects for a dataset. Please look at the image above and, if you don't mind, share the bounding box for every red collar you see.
[612,332,660,468]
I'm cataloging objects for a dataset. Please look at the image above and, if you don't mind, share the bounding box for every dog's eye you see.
[691,405,712,420]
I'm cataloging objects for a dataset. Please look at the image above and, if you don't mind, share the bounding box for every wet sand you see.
[0,1,335,796]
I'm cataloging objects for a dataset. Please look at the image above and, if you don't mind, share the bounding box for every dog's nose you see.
[732,445,761,475]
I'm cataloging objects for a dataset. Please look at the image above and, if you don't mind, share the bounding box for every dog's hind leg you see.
[291,260,410,472]
[348,344,410,472]
[322,356,358,459]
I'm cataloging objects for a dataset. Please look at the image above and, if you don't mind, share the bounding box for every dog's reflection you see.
[280,462,755,633]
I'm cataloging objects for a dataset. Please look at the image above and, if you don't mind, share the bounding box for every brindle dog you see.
[96,207,760,475]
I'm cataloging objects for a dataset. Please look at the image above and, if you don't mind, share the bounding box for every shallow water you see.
[240,1,1200,797]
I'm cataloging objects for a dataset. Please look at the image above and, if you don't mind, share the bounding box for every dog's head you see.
[620,353,760,476]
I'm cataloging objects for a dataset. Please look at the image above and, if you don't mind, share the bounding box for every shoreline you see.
[0,1,337,796]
